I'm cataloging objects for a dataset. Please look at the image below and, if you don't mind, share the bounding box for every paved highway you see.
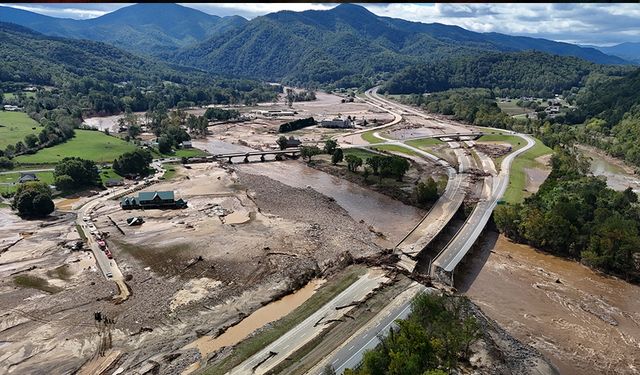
[227,270,388,375]
[361,90,479,272]
[314,89,533,373]
[432,133,535,279]
[308,282,429,375]
[74,160,165,299]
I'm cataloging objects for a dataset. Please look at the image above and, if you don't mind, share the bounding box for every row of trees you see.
[494,147,640,282]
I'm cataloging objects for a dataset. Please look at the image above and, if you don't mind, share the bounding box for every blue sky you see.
[2,3,639,46]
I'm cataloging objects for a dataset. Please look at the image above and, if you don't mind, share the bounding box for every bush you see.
[113,149,152,176]
[12,182,54,218]
[279,117,315,133]
[0,156,14,170]
[54,157,100,190]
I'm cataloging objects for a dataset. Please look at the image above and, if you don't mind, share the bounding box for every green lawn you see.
[98,167,123,184]
[3,92,36,100]
[405,138,444,148]
[502,137,553,204]
[16,130,136,164]
[478,134,526,151]
[0,171,54,184]
[360,130,384,144]
[161,163,181,180]
[373,144,419,156]
[343,148,379,162]
[0,112,41,149]
[497,100,529,116]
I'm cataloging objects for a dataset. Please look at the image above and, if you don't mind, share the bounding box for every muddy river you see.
[192,137,425,245]
[239,162,424,245]
[581,145,640,193]
[462,232,640,375]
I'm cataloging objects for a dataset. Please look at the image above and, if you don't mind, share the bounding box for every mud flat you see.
[462,232,640,374]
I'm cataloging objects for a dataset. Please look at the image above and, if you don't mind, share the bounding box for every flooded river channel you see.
[239,162,424,245]
[580,145,640,193]
[463,232,640,375]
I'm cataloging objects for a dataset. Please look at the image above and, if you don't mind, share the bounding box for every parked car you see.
[106,272,113,278]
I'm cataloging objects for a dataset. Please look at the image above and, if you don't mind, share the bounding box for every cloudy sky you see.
[2,2,639,46]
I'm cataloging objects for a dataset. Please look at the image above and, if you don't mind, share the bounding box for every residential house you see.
[120,191,187,210]
[18,173,38,183]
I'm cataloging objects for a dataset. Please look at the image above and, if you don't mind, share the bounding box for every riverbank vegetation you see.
[494,147,640,282]
[344,293,480,375]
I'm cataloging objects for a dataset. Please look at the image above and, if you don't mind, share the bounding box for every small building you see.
[181,141,193,149]
[285,136,301,148]
[120,191,187,210]
[320,117,354,129]
[18,173,38,183]
[3,105,21,112]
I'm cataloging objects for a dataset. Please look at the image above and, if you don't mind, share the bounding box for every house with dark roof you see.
[18,173,38,183]
[120,191,187,210]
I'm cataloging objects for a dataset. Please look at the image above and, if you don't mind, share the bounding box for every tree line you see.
[494,147,640,282]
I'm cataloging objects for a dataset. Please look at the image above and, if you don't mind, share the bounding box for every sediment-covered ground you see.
[0,162,384,374]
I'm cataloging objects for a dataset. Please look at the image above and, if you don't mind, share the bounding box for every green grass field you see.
[405,138,443,148]
[360,130,385,144]
[497,100,530,116]
[3,92,36,100]
[478,134,526,151]
[373,144,419,156]
[98,167,123,184]
[15,130,136,164]
[0,171,54,185]
[502,137,553,204]
[0,112,41,149]
[343,148,379,161]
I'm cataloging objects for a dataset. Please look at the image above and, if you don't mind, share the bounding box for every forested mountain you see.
[170,4,627,87]
[0,22,199,86]
[569,67,640,164]
[0,4,247,55]
[381,51,631,97]
[585,42,640,64]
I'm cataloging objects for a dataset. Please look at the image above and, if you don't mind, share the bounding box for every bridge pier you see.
[243,155,249,163]
[275,154,283,161]
[260,155,266,162]
[227,157,233,164]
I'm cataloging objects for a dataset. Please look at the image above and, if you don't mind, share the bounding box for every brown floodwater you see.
[239,161,425,245]
[583,146,640,193]
[462,232,640,375]
[185,279,324,357]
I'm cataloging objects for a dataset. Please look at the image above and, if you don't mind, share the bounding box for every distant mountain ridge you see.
[0,21,202,86]
[582,42,640,64]
[0,3,247,55]
[170,3,628,86]
[0,3,631,87]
